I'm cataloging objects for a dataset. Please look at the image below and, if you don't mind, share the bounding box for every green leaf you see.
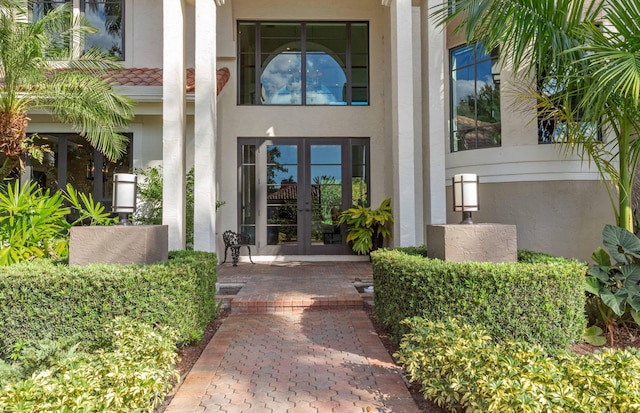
[591,247,611,266]
[602,224,640,264]
[585,276,601,295]
[631,309,640,326]
[600,288,626,316]
[587,265,612,283]
[583,325,607,346]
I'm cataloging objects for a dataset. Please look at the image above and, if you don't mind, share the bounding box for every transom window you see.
[450,44,501,152]
[31,0,124,59]
[238,21,369,106]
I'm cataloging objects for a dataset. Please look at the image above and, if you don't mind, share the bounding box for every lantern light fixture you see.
[112,173,137,225]
[452,173,479,224]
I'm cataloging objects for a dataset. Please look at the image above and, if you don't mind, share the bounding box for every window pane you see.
[262,52,302,104]
[83,0,124,59]
[350,23,369,104]
[306,53,346,105]
[31,0,69,21]
[450,43,501,152]
[240,144,256,236]
[31,135,61,193]
[239,23,257,104]
[351,144,367,206]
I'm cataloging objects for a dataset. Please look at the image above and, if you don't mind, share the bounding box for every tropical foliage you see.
[0,180,69,265]
[0,0,133,179]
[338,198,393,255]
[0,180,115,265]
[587,224,640,342]
[435,0,640,232]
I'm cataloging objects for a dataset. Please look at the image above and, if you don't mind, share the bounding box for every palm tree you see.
[434,0,640,232]
[0,0,133,179]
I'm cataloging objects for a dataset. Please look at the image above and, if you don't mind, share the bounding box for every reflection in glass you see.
[240,145,257,237]
[31,0,69,21]
[83,0,124,59]
[67,135,94,195]
[266,144,299,246]
[310,145,342,245]
[351,145,367,206]
[31,135,60,193]
[450,43,501,152]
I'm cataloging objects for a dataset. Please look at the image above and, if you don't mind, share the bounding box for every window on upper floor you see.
[31,0,124,60]
[238,21,369,106]
[537,75,601,144]
[450,43,501,152]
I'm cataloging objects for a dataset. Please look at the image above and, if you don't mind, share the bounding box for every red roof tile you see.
[107,67,231,94]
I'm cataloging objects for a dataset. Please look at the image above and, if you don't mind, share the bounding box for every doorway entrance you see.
[239,138,369,255]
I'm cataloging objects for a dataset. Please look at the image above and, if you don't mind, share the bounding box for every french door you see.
[239,138,369,255]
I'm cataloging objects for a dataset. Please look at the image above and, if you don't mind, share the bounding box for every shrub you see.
[0,251,218,356]
[372,249,586,351]
[0,181,70,265]
[134,166,210,247]
[395,317,640,413]
[0,317,180,412]
[0,181,117,265]
[389,245,428,257]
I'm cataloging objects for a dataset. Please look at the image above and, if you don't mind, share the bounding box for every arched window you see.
[238,22,369,106]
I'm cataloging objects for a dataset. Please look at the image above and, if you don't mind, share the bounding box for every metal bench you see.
[221,230,255,266]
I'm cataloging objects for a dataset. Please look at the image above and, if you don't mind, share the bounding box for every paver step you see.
[228,295,364,313]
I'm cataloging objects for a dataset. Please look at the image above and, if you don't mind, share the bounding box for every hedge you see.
[395,317,640,413]
[0,251,218,357]
[372,249,587,351]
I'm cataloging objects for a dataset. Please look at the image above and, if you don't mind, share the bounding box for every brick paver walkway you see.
[164,261,420,413]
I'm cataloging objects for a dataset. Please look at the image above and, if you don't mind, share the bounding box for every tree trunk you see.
[0,111,28,180]
[0,111,28,157]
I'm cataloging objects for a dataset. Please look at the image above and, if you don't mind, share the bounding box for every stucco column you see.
[193,0,218,252]
[162,0,187,250]
[389,0,418,246]
[421,0,447,225]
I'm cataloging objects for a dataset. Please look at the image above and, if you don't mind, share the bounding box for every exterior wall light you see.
[452,173,479,224]
[112,173,137,225]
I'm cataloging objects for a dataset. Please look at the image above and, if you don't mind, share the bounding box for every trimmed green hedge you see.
[0,251,218,357]
[372,249,587,351]
[396,317,640,412]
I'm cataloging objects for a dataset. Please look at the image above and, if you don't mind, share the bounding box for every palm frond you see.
[31,71,133,160]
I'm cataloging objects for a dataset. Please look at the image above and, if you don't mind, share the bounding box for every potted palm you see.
[337,198,394,255]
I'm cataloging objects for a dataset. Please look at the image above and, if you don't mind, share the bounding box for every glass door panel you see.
[310,145,343,246]
[266,144,299,246]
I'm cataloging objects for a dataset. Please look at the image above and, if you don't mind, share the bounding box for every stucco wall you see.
[444,180,614,262]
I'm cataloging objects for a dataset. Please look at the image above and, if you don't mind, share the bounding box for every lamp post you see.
[452,173,479,224]
[112,173,137,225]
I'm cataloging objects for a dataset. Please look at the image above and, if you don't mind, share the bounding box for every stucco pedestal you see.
[426,224,517,263]
[69,225,169,266]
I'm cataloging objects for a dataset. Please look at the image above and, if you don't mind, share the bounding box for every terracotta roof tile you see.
[107,67,231,94]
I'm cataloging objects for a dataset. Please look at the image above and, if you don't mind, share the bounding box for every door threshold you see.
[238,255,370,263]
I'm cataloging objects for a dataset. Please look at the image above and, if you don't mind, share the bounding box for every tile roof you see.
[107,67,231,94]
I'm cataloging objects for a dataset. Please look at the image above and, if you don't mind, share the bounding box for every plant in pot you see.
[337,198,393,255]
